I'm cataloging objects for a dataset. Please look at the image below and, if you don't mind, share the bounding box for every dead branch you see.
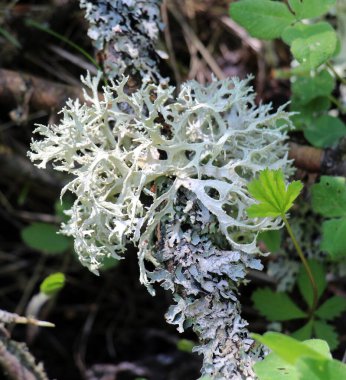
[0,68,84,111]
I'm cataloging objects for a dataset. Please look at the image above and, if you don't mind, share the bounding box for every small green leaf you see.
[304,115,346,148]
[321,218,346,259]
[230,0,295,40]
[292,70,335,105]
[252,332,327,365]
[283,22,338,69]
[257,230,282,252]
[297,259,326,308]
[247,169,303,218]
[177,339,195,353]
[311,176,346,218]
[313,321,339,350]
[291,97,331,130]
[288,0,336,20]
[292,320,314,341]
[252,288,307,321]
[316,296,346,320]
[21,223,71,254]
[40,272,65,296]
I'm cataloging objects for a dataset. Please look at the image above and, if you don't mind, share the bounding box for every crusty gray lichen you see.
[30,73,293,379]
[79,0,165,83]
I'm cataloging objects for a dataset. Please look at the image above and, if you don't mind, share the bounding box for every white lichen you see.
[79,0,165,83]
[29,73,293,379]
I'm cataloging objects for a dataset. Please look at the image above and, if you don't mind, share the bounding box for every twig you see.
[162,0,181,88]
[167,3,225,80]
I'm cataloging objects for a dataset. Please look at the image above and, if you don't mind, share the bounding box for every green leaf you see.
[316,296,346,320]
[255,352,299,380]
[297,259,326,308]
[292,320,314,341]
[252,332,327,365]
[21,222,71,254]
[257,230,282,252]
[304,115,346,148]
[297,357,346,380]
[292,70,335,105]
[288,0,336,20]
[177,339,195,353]
[283,22,338,69]
[313,321,339,350]
[321,218,346,259]
[291,97,331,130]
[311,176,346,217]
[40,272,65,296]
[230,0,295,40]
[252,288,307,321]
[254,335,332,380]
[247,169,303,218]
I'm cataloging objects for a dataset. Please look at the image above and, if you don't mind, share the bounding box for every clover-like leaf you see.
[252,287,307,321]
[316,296,346,321]
[247,169,303,218]
[313,321,339,350]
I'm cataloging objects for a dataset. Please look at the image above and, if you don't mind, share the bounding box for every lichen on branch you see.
[79,0,165,83]
[29,72,293,379]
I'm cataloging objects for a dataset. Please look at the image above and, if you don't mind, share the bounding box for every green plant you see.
[252,259,346,349]
[230,0,346,148]
[247,169,346,350]
[253,332,346,380]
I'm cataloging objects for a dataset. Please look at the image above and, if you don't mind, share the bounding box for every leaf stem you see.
[327,61,346,86]
[282,215,318,316]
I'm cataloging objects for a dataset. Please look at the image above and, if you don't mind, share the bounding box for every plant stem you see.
[327,61,346,86]
[282,215,318,315]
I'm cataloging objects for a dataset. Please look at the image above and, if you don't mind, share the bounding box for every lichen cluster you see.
[79,0,165,83]
[30,72,293,379]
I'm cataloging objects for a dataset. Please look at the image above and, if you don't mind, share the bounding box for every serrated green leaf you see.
[247,169,303,218]
[21,222,71,254]
[258,230,282,252]
[283,22,338,69]
[288,0,336,20]
[311,176,346,218]
[316,296,346,320]
[304,115,346,148]
[313,321,339,350]
[321,218,346,259]
[252,288,306,321]
[292,70,335,105]
[297,259,326,308]
[230,0,295,40]
[252,333,327,365]
[292,320,314,341]
[40,272,65,296]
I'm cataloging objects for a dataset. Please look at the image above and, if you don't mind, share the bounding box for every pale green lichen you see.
[30,72,293,379]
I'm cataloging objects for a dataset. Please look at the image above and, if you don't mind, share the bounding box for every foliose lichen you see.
[79,0,165,83]
[29,72,293,379]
